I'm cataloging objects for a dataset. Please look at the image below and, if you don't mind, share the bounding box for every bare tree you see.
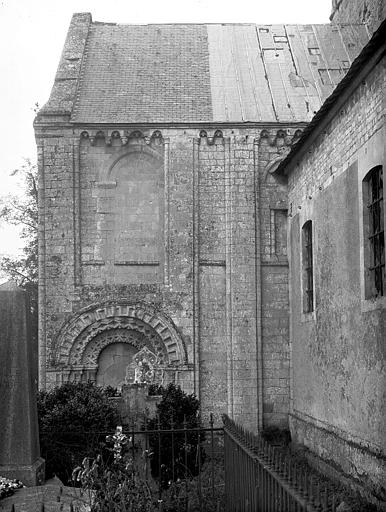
[0,158,38,341]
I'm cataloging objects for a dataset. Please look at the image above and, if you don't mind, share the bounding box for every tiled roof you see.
[54,18,370,124]
[72,24,213,123]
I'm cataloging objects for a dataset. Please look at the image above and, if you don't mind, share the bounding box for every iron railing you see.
[223,415,338,512]
[39,415,224,512]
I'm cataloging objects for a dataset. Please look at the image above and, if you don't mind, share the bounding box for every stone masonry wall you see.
[287,56,386,501]
[37,131,78,386]
[259,131,293,429]
[79,135,165,284]
[197,136,227,422]
[224,134,258,429]
[36,119,303,430]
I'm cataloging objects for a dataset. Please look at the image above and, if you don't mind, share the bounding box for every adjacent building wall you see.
[287,54,386,502]
[330,0,385,34]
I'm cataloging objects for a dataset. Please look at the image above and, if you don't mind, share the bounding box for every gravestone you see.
[0,281,44,485]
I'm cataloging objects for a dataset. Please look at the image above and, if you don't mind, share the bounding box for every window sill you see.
[361,295,386,313]
[300,310,316,323]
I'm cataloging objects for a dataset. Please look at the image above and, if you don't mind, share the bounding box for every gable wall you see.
[36,122,301,430]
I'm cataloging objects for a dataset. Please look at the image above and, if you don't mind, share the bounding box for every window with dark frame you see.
[365,166,384,297]
[302,220,314,313]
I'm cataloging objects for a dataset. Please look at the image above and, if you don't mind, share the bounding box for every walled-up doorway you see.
[96,342,138,388]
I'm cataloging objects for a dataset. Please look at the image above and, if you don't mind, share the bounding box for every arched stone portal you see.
[54,300,188,386]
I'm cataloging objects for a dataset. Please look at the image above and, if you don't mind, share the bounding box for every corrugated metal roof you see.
[70,22,369,124]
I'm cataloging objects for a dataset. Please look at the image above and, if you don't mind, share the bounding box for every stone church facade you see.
[35,7,375,434]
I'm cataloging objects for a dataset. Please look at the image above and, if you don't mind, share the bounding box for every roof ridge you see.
[87,21,369,28]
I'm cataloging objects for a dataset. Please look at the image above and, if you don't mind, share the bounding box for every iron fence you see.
[39,415,224,512]
[223,415,338,512]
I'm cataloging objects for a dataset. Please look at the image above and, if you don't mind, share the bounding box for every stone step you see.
[0,479,89,512]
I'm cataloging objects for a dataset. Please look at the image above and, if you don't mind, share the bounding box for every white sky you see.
[0,0,331,255]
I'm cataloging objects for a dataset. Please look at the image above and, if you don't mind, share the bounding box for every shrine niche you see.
[125,346,160,385]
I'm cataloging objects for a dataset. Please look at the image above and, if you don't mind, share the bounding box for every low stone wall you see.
[290,412,386,507]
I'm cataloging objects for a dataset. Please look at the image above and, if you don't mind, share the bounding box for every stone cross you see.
[0,281,44,485]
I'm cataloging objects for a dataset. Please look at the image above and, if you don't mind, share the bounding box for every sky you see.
[0,0,331,256]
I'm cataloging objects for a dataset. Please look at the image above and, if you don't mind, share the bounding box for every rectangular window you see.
[365,166,384,297]
[274,35,288,44]
[318,68,345,86]
[302,221,314,313]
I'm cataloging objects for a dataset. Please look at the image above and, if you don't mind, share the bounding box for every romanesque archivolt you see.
[80,129,164,147]
[71,321,168,367]
[54,300,188,383]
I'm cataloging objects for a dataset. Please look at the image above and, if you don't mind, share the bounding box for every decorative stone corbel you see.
[128,130,145,142]
[275,129,286,147]
[151,130,163,146]
[291,129,303,145]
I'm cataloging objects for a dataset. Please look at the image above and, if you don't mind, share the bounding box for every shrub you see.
[37,381,120,484]
[103,385,121,398]
[146,384,205,487]
[147,383,164,396]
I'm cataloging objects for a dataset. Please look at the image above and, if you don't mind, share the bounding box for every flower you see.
[0,476,24,500]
